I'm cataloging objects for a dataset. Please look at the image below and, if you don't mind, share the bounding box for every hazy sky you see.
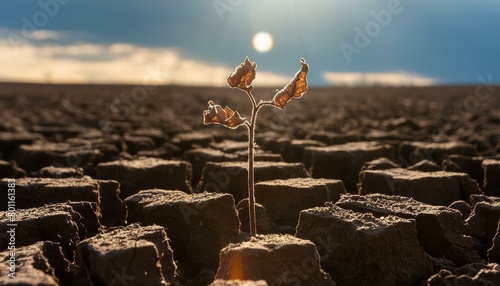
[1,0,499,86]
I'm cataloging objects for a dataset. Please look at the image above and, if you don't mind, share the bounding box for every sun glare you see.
[252,32,273,53]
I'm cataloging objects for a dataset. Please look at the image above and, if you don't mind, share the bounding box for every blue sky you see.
[0,0,499,86]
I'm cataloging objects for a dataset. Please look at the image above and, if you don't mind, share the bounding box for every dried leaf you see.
[227,57,256,91]
[203,101,247,129]
[272,58,309,109]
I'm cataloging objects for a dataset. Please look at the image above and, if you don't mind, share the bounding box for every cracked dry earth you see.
[0,83,500,286]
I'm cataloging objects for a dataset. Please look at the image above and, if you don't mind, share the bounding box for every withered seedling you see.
[203,57,309,236]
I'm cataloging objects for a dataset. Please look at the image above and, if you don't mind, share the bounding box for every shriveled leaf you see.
[203,101,247,129]
[272,58,309,109]
[227,57,256,91]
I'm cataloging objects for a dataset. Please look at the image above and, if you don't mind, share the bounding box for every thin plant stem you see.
[245,89,257,108]
[246,90,257,236]
[244,92,274,236]
[247,119,256,236]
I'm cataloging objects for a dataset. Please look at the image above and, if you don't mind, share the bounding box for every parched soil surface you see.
[0,82,499,286]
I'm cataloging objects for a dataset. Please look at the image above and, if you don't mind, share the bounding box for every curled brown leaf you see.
[272,58,309,109]
[227,57,256,91]
[203,101,247,129]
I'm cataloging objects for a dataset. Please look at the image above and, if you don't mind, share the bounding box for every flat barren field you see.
[1,82,500,285]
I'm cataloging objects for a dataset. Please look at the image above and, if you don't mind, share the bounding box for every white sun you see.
[252,32,274,53]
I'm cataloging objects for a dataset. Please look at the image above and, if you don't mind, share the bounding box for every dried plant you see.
[203,57,309,236]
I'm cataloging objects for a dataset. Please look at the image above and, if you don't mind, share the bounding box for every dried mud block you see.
[65,137,122,156]
[74,224,177,285]
[0,178,99,211]
[184,148,239,187]
[254,153,282,162]
[39,166,84,178]
[295,204,433,286]
[210,128,248,143]
[172,131,213,152]
[470,194,500,207]
[95,179,126,227]
[448,200,472,220]
[488,221,500,263]
[31,125,81,141]
[305,131,361,145]
[407,159,441,172]
[399,141,478,166]
[10,143,70,172]
[0,131,42,158]
[0,242,60,285]
[0,204,81,260]
[468,135,494,154]
[306,141,396,193]
[358,168,482,206]
[215,234,335,286]
[124,190,240,271]
[0,160,26,178]
[233,150,283,163]
[124,135,156,154]
[65,201,101,239]
[337,194,480,265]
[466,200,500,241]
[472,191,500,204]
[443,155,485,187]
[442,158,464,173]
[1,241,70,285]
[237,199,275,234]
[96,158,192,198]
[254,178,346,228]
[427,263,500,286]
[137,142,182,159]
[198,161,309,203]
[256,132,290,154]
[281,139,326,164]
[210,140,248,153]
[10,141,119,174]
[210,280,268,286]
[361,157,399,171]
[131,128,168,146]
[39,241,72,284]
[74,131,122,146]
[362,129,414,143]
[123,189,176,224]
[0,177,125,227]
[483,159,500,197]
[384,117,423,131]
